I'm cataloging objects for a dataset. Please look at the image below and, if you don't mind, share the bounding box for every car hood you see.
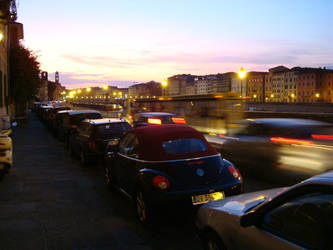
[202,187,287,215]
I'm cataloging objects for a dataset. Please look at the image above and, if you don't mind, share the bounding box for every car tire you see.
[135,189,153,225]
[104,166,115,190]
[203,231,226,250]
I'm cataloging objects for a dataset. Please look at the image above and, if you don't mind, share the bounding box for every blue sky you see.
[17,0,333,88]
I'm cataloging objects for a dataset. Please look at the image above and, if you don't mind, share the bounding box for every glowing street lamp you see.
[238,67,246,97]
[315,93,320,98]
[86,87,91,92]
[77,89,82,93]
[161,80,168,96]
[103,84,108,90]
[0,32,3,42]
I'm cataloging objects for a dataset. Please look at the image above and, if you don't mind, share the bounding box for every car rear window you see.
[97,122,132,139]
[162,138,208,155]
[70,113,102,124]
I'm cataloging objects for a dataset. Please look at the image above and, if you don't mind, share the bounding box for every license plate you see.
[192,192,225,205]
[108,140,118,146]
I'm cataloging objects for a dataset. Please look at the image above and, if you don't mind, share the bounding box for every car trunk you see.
[162,155,232,190]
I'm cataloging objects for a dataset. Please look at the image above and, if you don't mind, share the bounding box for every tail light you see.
[219,134,225,138]
[148,118,162,125]
[270,137,314,145]
[172,117,186,124]
[311,134,333,140]
[87,141,97,151]
[71,125,77,129]
[152,175,170,190]
[228,165,241,179]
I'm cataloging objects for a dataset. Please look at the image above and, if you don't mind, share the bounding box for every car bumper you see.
[148,180,243,207]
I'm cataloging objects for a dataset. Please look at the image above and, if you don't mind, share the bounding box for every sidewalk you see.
[0,111,149,249]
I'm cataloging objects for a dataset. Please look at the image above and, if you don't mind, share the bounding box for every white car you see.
[196,171,333,250]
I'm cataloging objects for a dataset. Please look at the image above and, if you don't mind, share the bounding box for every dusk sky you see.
[18,0,333,88]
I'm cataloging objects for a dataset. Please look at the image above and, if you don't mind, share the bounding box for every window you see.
[118,133,139,158]
[97,122,131,139]
[262,192,333,249]
[162,138,207,155]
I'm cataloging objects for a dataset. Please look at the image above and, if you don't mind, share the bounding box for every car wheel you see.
[135,189,153,224]
[204,231,226,250]
[104,166,114,189]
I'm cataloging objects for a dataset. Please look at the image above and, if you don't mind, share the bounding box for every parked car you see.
[57,110,102,143]
[69,118,132,165]
[132,112,186,128]
[196,170,333,250]
[205,118,333,184]
[104,124,243,224]
[47,106,71,132]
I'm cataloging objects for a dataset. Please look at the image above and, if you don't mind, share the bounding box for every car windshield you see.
[97,123,132,139]
[71,113,102,125]
[162,138,207,155]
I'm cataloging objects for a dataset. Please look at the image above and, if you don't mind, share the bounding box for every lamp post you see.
[238,67,246,97]
[161,80,168,96]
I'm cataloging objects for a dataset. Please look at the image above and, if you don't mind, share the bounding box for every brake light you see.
[172,117,186,124]
[152,176,170,190]
[219,134,225,138]
[228,165,241,179]
[87,141,97,151]
[71,125,77,129]
[270,137,314,145]
[148,118,162,125]
[311,134,333,140]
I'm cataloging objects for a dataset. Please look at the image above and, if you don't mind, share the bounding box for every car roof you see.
[138,112,175,117]
[127,124,217,161]
[83,118,127,125]
[245,118,331,127]
[67,110,101,115]
[301,170,333,185]
[57,110,73,114]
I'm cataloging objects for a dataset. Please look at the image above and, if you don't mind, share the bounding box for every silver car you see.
[196,170,333,250]
[205,118,333,184]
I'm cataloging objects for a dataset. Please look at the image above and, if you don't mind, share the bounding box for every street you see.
[0,111,279,249]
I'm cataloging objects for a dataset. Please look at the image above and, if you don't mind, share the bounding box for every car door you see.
[115,133,139,194]
[235,189,333,250]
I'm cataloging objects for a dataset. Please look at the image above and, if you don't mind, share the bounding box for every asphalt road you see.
[0,111,279,249]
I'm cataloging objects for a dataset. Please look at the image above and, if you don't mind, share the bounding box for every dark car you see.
[205,118,333,184]
[196,170,333,250]
[47,106,71,131]
[132,112,186,128]
[104,124,243,224]
[69,118,132,165]
[57,110,102,143]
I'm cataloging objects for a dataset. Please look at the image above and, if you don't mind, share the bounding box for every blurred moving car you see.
[132,112,186,128]
[196,170,333,250]
[104,124,243,224]
[57,110,102,143]
[69,118,132,165]
[205,118,333,184]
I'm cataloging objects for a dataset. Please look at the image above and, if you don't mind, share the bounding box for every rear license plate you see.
[192,192,225,205]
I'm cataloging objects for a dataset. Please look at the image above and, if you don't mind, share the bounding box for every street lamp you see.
[161,80,168,96]
[86,87,91,92]
[103,84,108,90]
[238,67,246,97]
[0,32,3,42]
[77,89,82,93]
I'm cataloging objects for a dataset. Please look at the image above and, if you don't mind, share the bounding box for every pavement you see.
[0,111,156,250]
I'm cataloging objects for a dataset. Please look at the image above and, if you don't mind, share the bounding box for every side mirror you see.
[240,211,258,227]
[11,122,18,127]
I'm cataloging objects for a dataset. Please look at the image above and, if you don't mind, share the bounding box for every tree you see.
[10,43,43,104]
